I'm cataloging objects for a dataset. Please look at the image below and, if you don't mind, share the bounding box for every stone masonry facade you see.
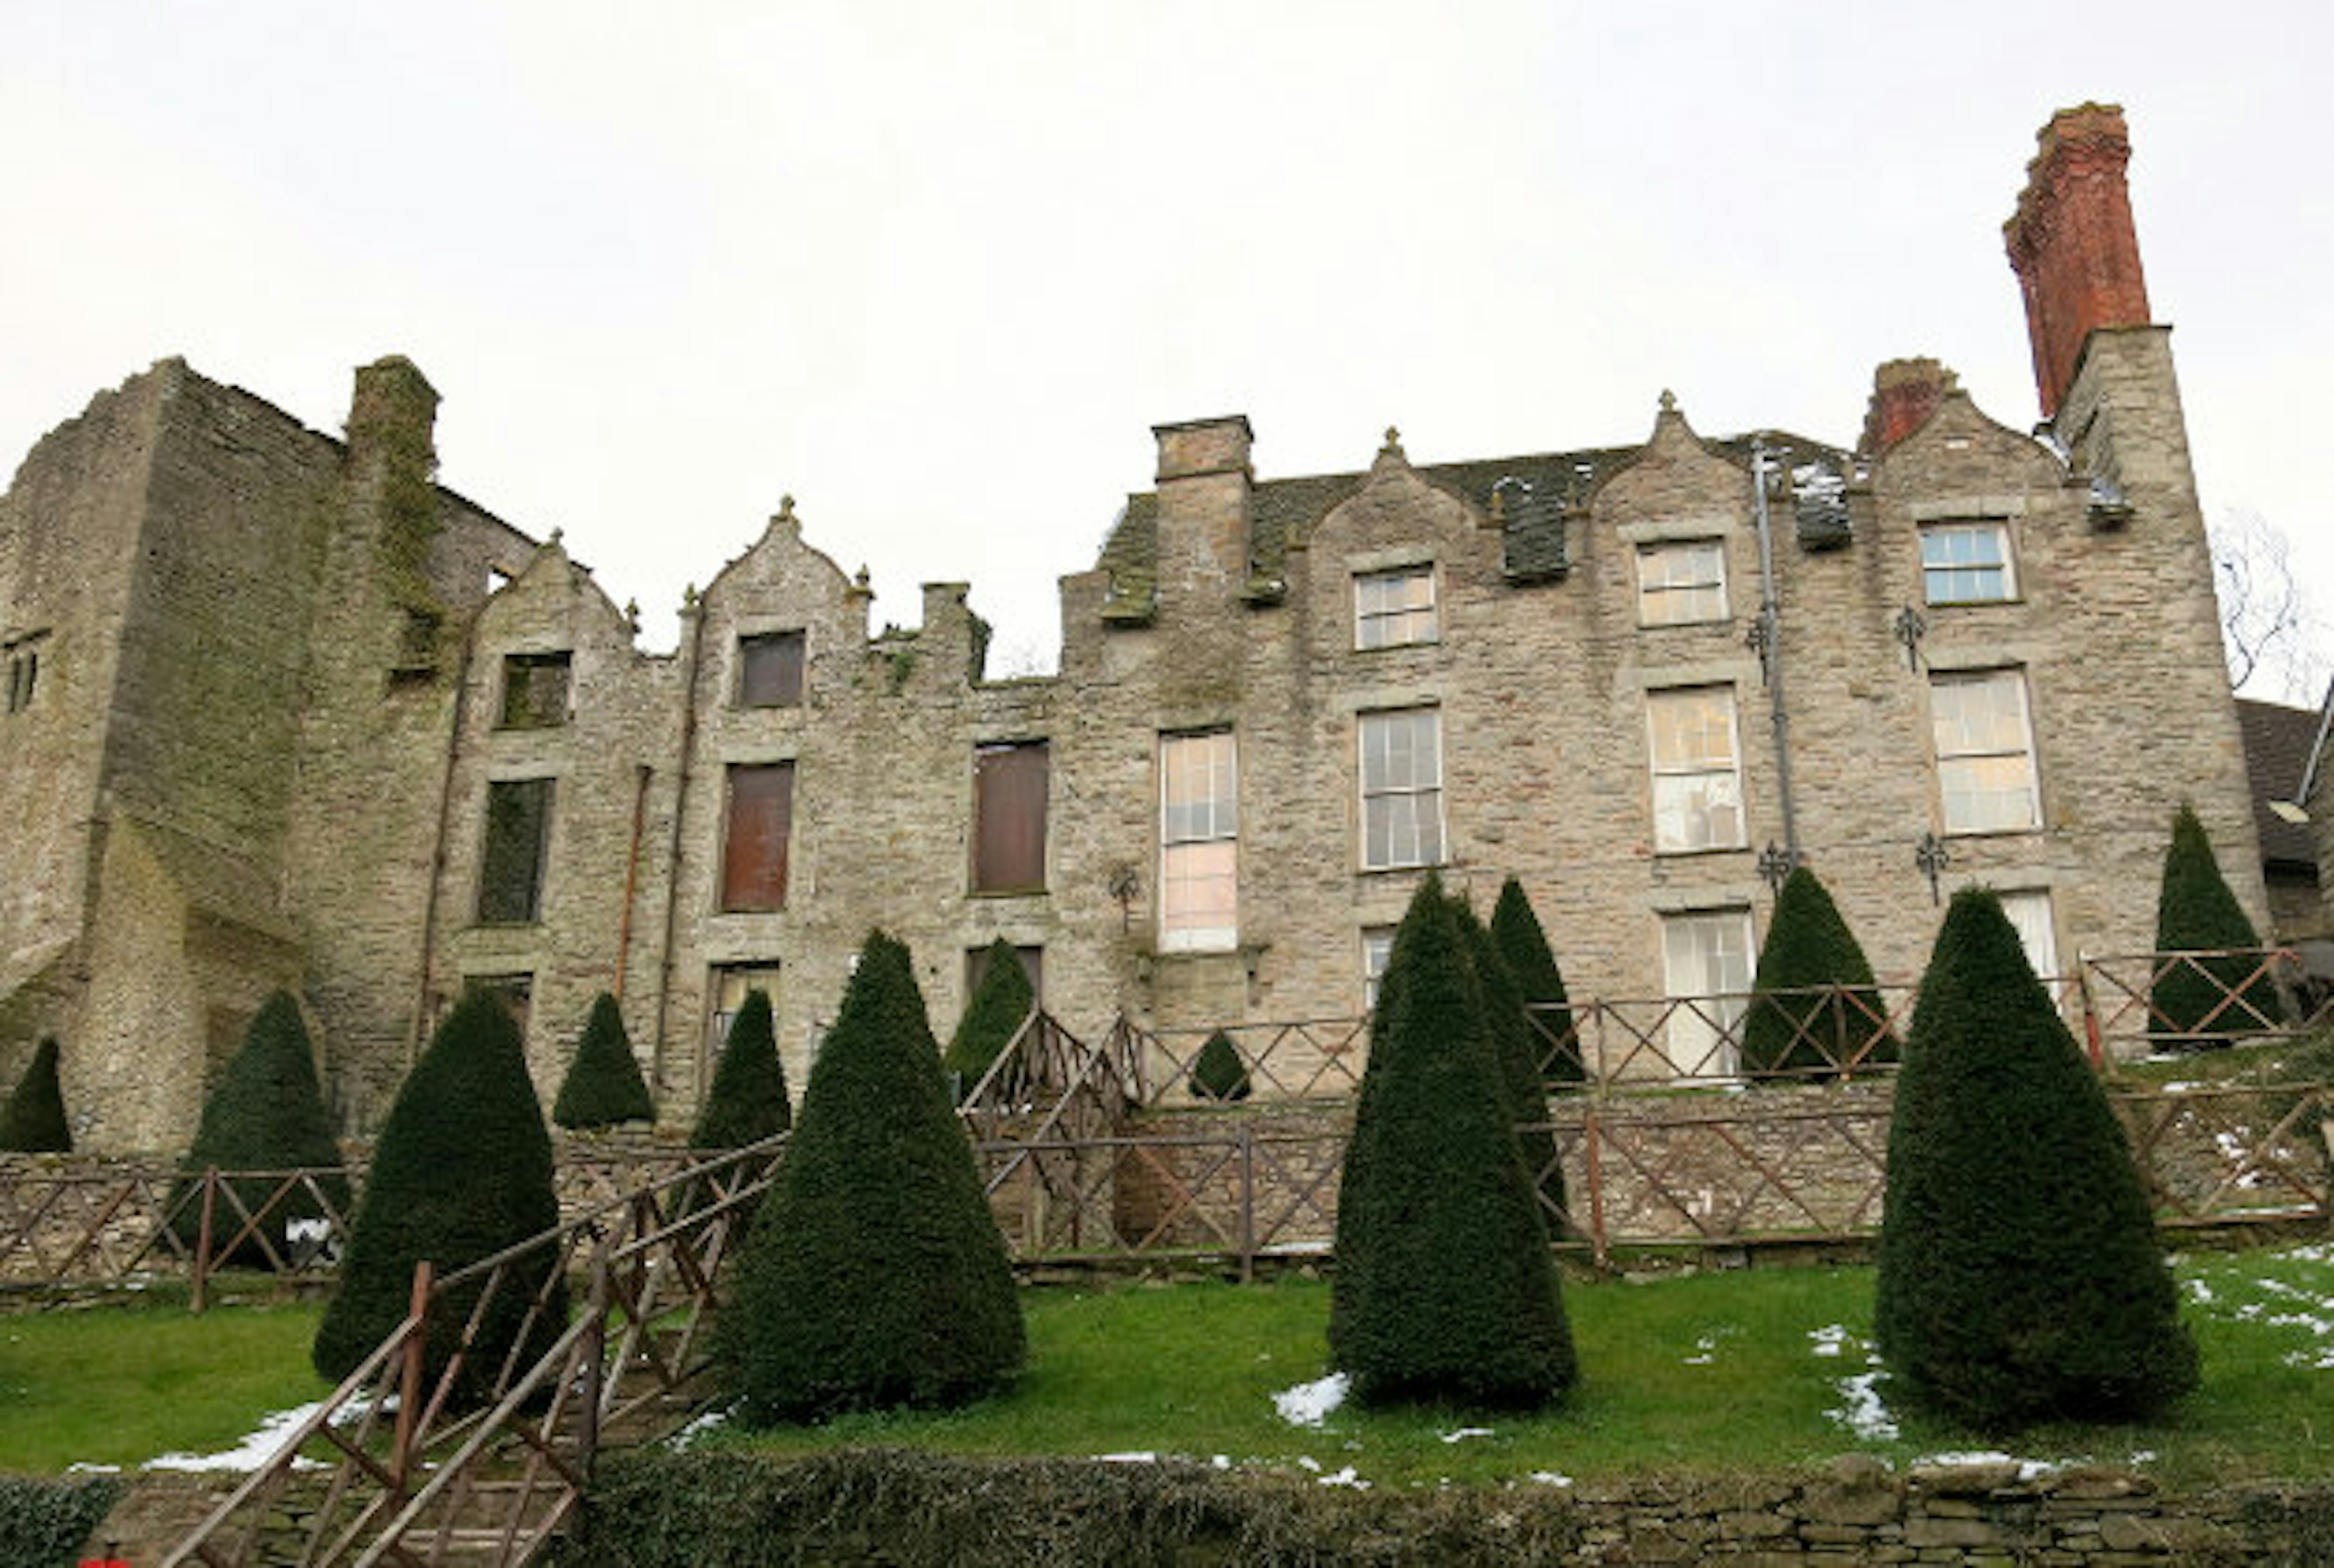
[0,105,2277,1149]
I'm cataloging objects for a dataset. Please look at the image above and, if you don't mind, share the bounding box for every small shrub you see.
[718,930,1024,1423]
[0,1036,70,1153]
[691,991,790,1149]
[945,939,1034,1097]
[168,992,351,1265]
[312,988,566,1403]
[0,1475,123,1567]
[1188,1030,1253,1102]
[553,992,656,1130]
[1876,888,2197,1429]
[1490,879,1582,1087]
[1742,865,1898,1079]
[2152,802,2280,1048]
[1330,877,1575,1408]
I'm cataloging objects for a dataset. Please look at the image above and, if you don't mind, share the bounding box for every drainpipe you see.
[650,593,708,1097]
[1750,439,1800,858]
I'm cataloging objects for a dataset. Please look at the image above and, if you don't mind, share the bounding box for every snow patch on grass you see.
[1807,1324,1850,1358]
[1828,1366,1897,1442]
[144,1401,329,1473]
[1439,1426,1494,1445]
[1273,1371,1349,1428]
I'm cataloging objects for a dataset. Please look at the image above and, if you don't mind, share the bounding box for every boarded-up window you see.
[498,652,571,729]
[738,631,806,708]
[478,778,554,923]
[721,762,795,911]
[972,741,1048,893]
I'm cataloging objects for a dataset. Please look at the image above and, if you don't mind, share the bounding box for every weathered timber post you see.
[391,1259,434,1490]
[190,1168,219,1315]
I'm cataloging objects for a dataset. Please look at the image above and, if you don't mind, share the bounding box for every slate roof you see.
[1093,430,1850,619]
[2237,698,2321,873]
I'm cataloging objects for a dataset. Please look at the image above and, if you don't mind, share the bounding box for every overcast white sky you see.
[5,3,2329,694]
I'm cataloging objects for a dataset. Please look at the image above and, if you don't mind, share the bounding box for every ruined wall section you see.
[430,543,684,1106]
[280,359,536,1132]
[0,366,167,1038]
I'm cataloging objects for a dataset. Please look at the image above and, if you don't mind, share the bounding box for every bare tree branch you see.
[2210,507,2328,703]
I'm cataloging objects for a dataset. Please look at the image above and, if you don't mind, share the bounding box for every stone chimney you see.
[1861,358,1957,454]
[346,355,440,467]
[2004,103,2152,419]
[1152,415,1255,602]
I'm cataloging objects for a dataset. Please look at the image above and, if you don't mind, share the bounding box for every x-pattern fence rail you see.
[160,1134,783,1567]
[971,1083,2329,1271]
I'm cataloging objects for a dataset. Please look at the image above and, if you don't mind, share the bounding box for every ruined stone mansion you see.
[0,105,2269,1150]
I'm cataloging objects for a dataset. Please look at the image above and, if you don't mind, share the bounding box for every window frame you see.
[971,739,1051,895]
[1635,539,1729,626]
[497,651,573,730]
[705,961,782,1095]
[1361,926,1397,1013]
[1659,906,1756,1078]
[1158,730,1239,952]
[1919,520,2017,605]
[1357,707,1446,872]
[476,777,556,925]
[1352,564,1439,651]
[1929,667,2042,836]
[718,760,796,912]
[737,630,807,709]
[1645,684,1747,854]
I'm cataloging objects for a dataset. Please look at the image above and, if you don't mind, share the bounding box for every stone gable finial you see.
[777,495,797,526]
[1380,425,1404,459]
[1659,390,1678,414]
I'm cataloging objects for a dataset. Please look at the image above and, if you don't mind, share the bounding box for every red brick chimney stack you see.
[2004,103,2153,420]
[1861,357,1957,454]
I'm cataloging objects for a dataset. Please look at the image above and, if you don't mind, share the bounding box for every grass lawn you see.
[0,1289,326,1473]
[706,1242,2334,1491]
[1,1243,2328,1492]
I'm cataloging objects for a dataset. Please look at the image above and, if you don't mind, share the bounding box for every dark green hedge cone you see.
[718,930,1025,1425]
[312,989,566,1403]
[690,991,790,1149]
[553,992,656,1130]
[1456,900,1571,1241]
[1876,889,2198,1429]
[1743,866,1899,1079]
[1329,878,1575,1409]
[1490,879,1582,1088]
[943,939,1034,1099]
[168,992,351,1264]
[2152,803,2280,1050]
[1189,1030,1253,1102]
[0,1037,70,1154]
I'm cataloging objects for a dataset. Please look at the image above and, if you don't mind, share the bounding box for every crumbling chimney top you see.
[2005,103,2152,420]
[1861,358,1960,455]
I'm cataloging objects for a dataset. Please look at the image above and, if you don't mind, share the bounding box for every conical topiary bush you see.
[169,993,350,1265]
[1489,879,1582,1088]
[943,939,1034,1099]
[1454,897,1570,1240]
[0,1037,69,1154]
[553,992,656,1131]
[718,930,1025,1424]
[1743,865,1898,1079]
[2152,803,2280,1049]
[1188,1029,1253,1102]
[691,990,790,1150]
[1329,877,1576,1408]
[312,989,566,1403]
[1876,888,2198,1429]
